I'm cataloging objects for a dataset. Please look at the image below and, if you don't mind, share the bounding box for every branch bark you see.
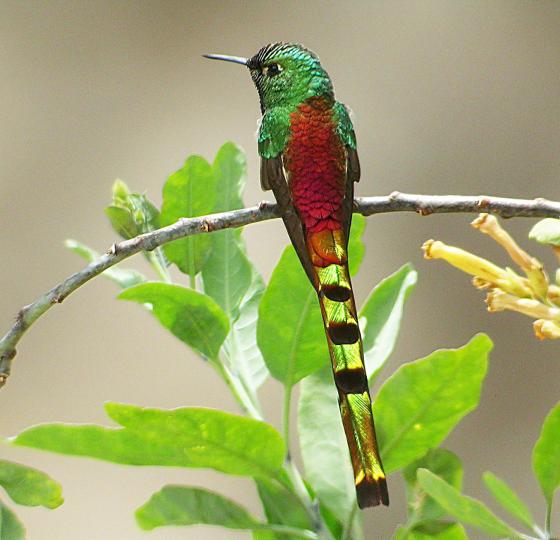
[2,192,559,388]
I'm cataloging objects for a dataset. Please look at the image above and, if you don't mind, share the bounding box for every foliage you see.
[0,459,63,539]
[5,143,558,539]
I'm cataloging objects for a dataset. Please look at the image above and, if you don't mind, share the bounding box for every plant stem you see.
[148,249,171,283]
[189,272,196,290]
[212,359,262,420]
[533,526,546,540]
[545,501,552,539]
[283,457,324,531]
[283,384,293,453]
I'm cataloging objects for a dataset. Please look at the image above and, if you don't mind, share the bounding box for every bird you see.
[204,42,388,508]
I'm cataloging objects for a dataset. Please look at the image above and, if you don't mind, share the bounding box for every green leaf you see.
[223,271,268,391]
[258,217,366,386]
[252,533,277,540]
[359,263,417,381]
[482,472,535,531]
[376,334,492,473]
[257,246,325,385]
[105,205,139,239]
[202,230,252,317]
[255,476,312,537]
[0,501,25,540]
[211,142,246,212]
[111,178,130,205]
[105,179,160,239]
[0,460,63,509]
[13,403,285,478]
[403,449,463,524]
[532,401,560,506]
[417,469,522,538]
[347,214,365,275]
[65,239,145,288]
[319,502,356,540]
[136,485,260,531]
[199,143,267,397]
[298,365,355,527]
[127,193,160,233]
[119,282,229,361]
[160,155,216,275]
[202,143,252,317]
[529,218,560,246]
[395,522,468,540]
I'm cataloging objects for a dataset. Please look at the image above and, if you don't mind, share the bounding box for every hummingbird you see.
[204,42,388,508]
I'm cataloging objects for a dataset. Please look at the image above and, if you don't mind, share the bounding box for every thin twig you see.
[358,192,560,218]
[1,192,559,388]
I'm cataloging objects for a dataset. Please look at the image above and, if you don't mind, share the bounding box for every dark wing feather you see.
[347,146,361,183]
[342,147,361,247]
[259,158,272,191]
[261,156,315,285]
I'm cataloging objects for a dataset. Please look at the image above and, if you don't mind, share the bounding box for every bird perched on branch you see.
[205,42,388,508]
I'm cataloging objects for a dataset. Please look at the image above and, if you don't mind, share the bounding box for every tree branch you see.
[2,192,559,388]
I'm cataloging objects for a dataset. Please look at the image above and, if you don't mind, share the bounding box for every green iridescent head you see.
[205,43,334,113]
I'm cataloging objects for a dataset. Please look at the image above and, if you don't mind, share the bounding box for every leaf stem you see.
[283,457,324,532]
[545,500,552,539]
[283,385,293,453]
[212,359,262,420]
[148,249,171,283]
[224,320,263,418]
[516,534,540,540]
[532,525,546,540]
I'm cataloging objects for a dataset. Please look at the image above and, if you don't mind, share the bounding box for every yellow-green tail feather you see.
[311,235,389,508]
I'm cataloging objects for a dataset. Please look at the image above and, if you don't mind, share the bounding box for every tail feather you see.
[340,391,389,508]
[308,229,389,508]
[322,297,360,344]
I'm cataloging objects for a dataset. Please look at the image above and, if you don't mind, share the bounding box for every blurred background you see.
[1,1,559,538]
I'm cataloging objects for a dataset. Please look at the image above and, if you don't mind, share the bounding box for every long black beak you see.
[203,53,248,66]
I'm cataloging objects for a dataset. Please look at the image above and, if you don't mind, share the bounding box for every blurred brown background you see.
[1,1,559,538]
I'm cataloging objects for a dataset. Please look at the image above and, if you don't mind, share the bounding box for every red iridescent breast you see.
[284,97,347,233]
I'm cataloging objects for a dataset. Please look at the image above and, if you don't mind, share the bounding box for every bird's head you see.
[205,42,334,113]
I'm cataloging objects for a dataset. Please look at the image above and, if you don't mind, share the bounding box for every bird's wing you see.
[260,155,315,284]
[342,146,361,246]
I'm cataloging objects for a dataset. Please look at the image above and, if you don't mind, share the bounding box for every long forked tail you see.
[307,229,389,508]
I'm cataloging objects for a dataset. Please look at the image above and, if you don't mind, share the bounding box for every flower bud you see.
[534,319,560,340]
[112,178,130,206]
[486,290,560,321]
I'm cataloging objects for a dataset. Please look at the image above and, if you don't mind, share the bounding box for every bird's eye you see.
[262,63,282,76]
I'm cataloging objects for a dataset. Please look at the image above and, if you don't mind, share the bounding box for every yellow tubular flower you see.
[534,319,560,340]
[547,285,560,306]
[486,290,560,321]
[472,214,549,299]
[472,277,491,290]
[422,240,507,284]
